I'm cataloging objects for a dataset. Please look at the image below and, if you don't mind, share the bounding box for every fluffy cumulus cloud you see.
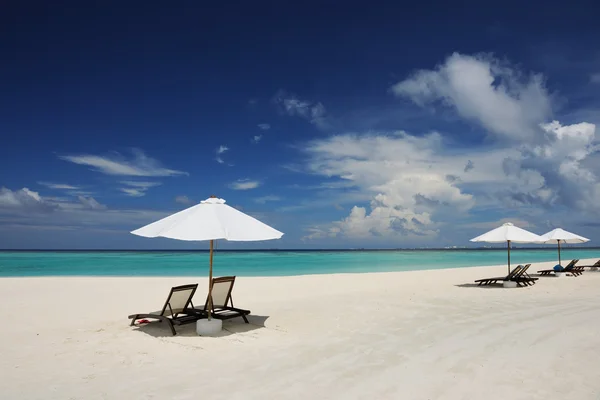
[391,53,552,142]
[302,133,477,239]
[502,121,600,211]
[301,53,600,242]
[60,148,187,177]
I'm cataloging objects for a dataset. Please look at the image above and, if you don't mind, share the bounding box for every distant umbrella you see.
[470,222,543,274]
[538,228,590,266]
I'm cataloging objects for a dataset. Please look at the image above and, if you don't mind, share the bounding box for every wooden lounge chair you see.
[580,260,600,269]
[517,264,538,286]
[191,276,251,323]
[128,283,201,336]
[537,259,579,276]
[475,265,523,286]
[474,264,535,287]
[570,265,584,276]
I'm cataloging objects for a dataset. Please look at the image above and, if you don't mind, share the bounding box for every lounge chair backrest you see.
[206,276,236,308]
[160,284,198,317]
[508,265,523,279]
[519,264,532,277]
[563,259,578,271]
[512,266,527,279]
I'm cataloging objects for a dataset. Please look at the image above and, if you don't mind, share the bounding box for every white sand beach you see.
[1,259,600,400]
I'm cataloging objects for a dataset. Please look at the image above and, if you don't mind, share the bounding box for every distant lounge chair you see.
[580,260,600,269]
[128,283,201,336]
[475,265,524,286]
[518,264,538,286]
[191,276,251,323]
[570,265,585,276]
[537,259,579,276]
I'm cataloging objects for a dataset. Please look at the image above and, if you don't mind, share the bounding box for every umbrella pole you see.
[558,240,561,266]
[507,240,511,274]
[207,239,214,320]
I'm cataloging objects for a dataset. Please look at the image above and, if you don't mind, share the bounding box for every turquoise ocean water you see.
[1,248,599,277]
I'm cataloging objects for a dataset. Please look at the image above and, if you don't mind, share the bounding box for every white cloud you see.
[590,73,600,84]
[252,135,263,143]
[78,196,107,210]
[0,187,107,214]
[119,188,144,197]
[119,181,161,197]
[228,179,261,190]
[298,53,600,242]
[257,123,270,130]
[175,195,192,205]
[254,195,281,204]
[0,187,56,212]
[299,125,600,241]
[0,186,167,232]
[60,149,187,177]
[274,91,330,130]
[302,132,478,239]
[216,145,229,164]
[501,120,600,212]
[38,182,80,190]
[391,53,552,142]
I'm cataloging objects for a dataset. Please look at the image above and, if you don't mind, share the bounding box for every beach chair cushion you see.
[201,276,251,323]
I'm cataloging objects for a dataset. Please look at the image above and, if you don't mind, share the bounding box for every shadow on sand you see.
[131,315,270,338]
[455,283,510,289]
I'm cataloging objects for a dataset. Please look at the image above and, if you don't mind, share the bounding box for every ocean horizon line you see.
[1,246,599,253]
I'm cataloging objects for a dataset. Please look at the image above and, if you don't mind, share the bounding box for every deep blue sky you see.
[1,1,600,249]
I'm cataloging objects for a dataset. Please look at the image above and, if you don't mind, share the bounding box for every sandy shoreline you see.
[2,259,600,399]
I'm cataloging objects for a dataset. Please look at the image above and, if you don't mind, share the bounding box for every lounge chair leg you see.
[161,317,176,336]
[130,315,138,326]
[242,315,249,324]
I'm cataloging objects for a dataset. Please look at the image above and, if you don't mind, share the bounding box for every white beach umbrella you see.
[538,228,590,266]
[131,196,283,319]
[470,222,543,274]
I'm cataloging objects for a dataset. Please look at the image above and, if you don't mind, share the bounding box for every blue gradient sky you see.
[1,1,600,249]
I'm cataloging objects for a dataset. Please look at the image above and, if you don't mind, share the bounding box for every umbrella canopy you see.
[131,197,283,241]
[131,196,283,318]
[470,222,543,274]
[538,228,590,266]
[538,228,589,244]
[470,222,542,243]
